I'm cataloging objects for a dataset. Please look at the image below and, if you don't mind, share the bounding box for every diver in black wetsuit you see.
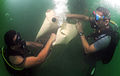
[4,30,56,69]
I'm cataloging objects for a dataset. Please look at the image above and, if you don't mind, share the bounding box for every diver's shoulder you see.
[9,55,24,65]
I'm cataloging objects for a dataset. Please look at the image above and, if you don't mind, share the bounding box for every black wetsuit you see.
[88,26,119,64]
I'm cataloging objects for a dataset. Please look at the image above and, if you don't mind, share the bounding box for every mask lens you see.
[96,14,99,20]
[15,33,22,45]
[96,14,104,21]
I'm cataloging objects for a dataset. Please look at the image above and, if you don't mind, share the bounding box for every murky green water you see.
[0,0,120,76]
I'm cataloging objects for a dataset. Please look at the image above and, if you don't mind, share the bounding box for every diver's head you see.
[4,30,26,50]
[90,7,111,29]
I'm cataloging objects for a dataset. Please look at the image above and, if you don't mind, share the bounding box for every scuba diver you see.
[3,30,56,70]
[67,7,119,64]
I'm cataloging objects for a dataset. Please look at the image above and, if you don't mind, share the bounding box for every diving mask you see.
[93,11,105,21]
[14,33,26,48]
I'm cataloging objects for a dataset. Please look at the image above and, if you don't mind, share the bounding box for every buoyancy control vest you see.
[88,26,119,64]
[3,46,33,70]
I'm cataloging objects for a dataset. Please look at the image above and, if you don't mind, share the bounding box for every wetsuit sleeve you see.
[94,36,111,51]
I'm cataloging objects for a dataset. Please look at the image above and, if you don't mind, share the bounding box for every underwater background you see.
[0,0,120,76]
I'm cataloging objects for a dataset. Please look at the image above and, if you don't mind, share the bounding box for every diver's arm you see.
[23,33,56,68]
[66,14,89,21]
[80,35,96,54]
[26,41,43,47]
[76,22,96,54]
